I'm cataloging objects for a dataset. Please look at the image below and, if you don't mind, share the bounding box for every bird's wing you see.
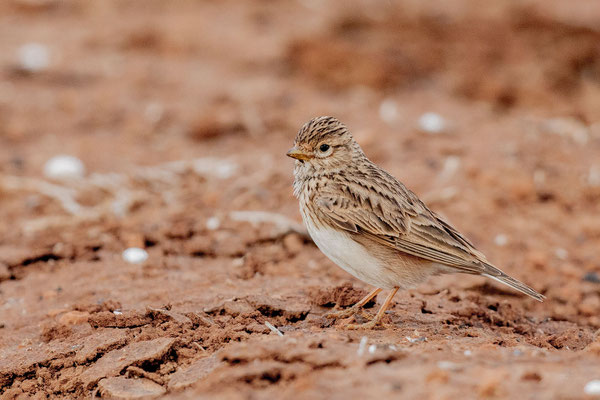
[315,175,488,272]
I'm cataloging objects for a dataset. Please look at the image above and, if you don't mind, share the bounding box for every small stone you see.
[583,272,600,284]
[533,169,546,185]
[542,117,589,145]
[98,376,165,399]
[589,165,600,187]
[122,248,148,264]
[58,311,90,326]
[379,98,399,124]
[205,217,220,231]
[418,112,446,134]
[494,234,508,247]
[437,361,460,371]
[554,248,568,260]
[18,42,50,72]
[43,155,85,180]
[584,380,600,395]
[144,102,164,124]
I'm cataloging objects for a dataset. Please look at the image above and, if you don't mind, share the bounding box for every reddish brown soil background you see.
[1,0,600,398]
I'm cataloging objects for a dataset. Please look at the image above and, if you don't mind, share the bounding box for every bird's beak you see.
[286,146,312,161]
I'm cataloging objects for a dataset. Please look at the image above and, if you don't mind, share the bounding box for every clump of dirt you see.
[309,282,376,308]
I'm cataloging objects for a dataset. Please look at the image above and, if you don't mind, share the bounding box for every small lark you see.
[287,116,544,329]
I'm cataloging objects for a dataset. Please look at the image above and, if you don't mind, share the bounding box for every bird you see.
[286,116,544,329]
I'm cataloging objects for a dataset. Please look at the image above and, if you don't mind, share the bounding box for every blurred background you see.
[1,0,600,398]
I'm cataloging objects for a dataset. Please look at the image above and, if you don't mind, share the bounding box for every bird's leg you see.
[345,287,399,330]
[325,288,382,320]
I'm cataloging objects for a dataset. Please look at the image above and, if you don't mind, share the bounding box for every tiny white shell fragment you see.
[368,344,377,354]
[122,247,148,264]
[584,380,600,395]
[418,112,446,134]
[43,155,86,180]
[18,43,49,72]
[463,350,472,356]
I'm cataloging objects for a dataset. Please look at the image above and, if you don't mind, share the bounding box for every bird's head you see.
[286,116,362,173]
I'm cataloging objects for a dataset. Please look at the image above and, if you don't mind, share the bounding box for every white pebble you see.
[144,102,164,124]
[206,217,221,231]
[584,380,600,395]
[494,234,508,247]
[439,156,461,181]
[113,310,123,315]
[122,247,148,264]
[43,155,86,180]
[368,344,377,354]
[418,112,446,134]
[463,350,472,356]
[588,165,600,187]
[437,361,459,371]
[192,158,237,179]
[18,43,50,72]
[231,257,244,268]
[555,248,568,260]
[379,98,399,124]
[533,169,546,186]
[543,118,589,145]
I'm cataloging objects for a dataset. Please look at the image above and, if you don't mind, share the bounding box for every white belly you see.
[305,220,395,289]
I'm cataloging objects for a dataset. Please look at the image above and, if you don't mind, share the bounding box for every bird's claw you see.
[324,307,356,320]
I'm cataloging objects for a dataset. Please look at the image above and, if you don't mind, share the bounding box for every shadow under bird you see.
[287,116,544,329]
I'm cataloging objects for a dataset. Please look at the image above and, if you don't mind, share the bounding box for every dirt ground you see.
[1,0,600,398]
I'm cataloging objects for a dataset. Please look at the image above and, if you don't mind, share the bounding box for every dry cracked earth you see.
[1,0,600,398]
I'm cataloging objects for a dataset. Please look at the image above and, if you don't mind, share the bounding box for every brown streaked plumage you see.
[287,116,544,329]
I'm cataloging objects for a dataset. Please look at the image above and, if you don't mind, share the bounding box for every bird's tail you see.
[481,265,545,302]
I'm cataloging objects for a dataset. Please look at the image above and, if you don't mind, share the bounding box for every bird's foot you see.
[324,306,359,320]
[344,318,388,330]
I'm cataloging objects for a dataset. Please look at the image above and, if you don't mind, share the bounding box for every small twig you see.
[264,321,284,336]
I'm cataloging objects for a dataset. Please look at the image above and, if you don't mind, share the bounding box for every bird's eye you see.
[319,144,330,152]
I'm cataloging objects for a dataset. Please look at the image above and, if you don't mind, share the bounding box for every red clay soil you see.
[1,0,600,399]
